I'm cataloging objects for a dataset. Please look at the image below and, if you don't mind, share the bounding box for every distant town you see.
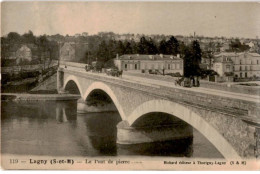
[1,31,260,92]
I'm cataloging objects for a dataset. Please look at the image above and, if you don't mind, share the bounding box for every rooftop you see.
[215,52,260,58]
[116,54,182,61]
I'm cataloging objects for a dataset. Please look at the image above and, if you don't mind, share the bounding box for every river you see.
[1,100,223,158]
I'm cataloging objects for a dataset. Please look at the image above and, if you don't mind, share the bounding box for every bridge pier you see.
[116,120,193,144]
[57,68,65,93]
[77,98,117,113]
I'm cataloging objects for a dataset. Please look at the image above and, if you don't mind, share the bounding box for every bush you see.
[199,69,218,78]
[103,59,114,68]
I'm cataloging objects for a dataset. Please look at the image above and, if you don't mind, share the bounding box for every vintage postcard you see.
[1,1,260,170]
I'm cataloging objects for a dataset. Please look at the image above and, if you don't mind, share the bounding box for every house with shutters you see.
[114,54,183,75]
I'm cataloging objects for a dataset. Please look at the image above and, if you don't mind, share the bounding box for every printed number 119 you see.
[10,159,18,164]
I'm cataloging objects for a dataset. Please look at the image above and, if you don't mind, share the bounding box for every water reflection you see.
[55,101,77,123]
[118,138,193,157]
[1,100,223,158]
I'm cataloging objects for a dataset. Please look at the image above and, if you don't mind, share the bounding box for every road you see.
[123,74,260,103]
[63,65,260,104]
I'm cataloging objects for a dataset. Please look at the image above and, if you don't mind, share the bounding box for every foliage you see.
[1,31,59,67]
[183,40,202,77]
[159,36,179,55]
[137,37,158,54]
[200,69,218,78]
[104,59,117,69]
[228,39,250,52]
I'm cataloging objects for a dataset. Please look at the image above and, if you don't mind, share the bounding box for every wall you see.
[125,71,260,96]
[115,59,183,75]
[60,43,75,61]
[200,80,260,96]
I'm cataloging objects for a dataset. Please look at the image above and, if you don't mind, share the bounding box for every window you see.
[245,66,247,71]
[172,63,176,69]
[257,60,259,64]
[240,60,242,64]
[240,73,243,78]
[226,65,231,72]
[168,64,170,70]
[176,64,180,69]
[240,66,242,71]
[250,66,253,71]
[135,64,137,70]
[245,72,247,78]
[125,64,127,69]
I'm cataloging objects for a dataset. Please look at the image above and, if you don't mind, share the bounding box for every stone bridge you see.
[57,61,260,159]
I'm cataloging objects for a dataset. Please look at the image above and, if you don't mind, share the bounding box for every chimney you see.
[177,54,180,58]
[116,53,119,59]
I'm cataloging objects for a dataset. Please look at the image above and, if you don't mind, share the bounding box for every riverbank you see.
[1,93,80,101]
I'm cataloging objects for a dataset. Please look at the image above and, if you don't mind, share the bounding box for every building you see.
[2,43,50,66]
[201,57,213,70]
[214,52,260,78]
[212,56,234,82]
[15,45,32,64]
[114,54,183,75]
[60,42,88,62]
[60,42,76,61]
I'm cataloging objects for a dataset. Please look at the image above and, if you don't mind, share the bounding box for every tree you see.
[159,39,167,54]
[190,40,202,76]
[36,35,50,70]
[166,36,179,55]
[147,38,158,54]
[183,46,193,77]
[22,30,35,43]
[138,36,148,54]
[179,41,187,58]
[107,39,117,59]
[229,39,250,52]
[116,40,125,55]
[97,40,109,63]
[104,59,117,69]
[138,37,158,54]
[130,39,138,54]
[183,40,202,77]
[7,32,21,43]
[124,41,133,54]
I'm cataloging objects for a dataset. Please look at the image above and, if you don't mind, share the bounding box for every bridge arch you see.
[83,82,127,121]
[64,75,83,96]
[127,99,241,159]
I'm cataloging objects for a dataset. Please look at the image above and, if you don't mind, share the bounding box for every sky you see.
[1,1,260,38]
